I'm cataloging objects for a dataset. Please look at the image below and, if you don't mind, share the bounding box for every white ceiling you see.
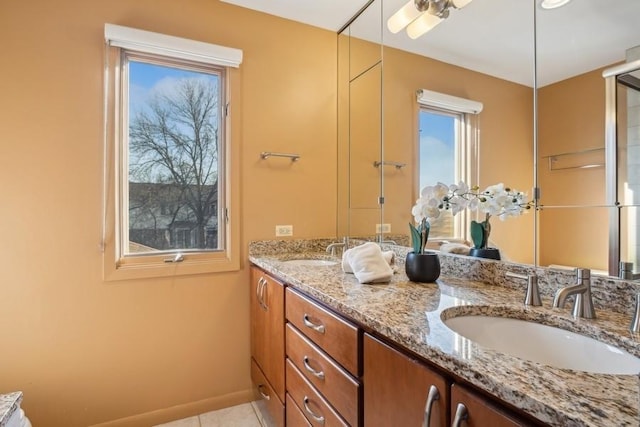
[221,0,640,87]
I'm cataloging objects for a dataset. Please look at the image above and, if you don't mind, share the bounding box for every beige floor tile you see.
[249,401,266,427]
[153,415,200,427]
[199,403,261,427]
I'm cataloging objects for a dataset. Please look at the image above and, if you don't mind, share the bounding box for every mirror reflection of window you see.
[418,107,477,241]
[419,109,457,239]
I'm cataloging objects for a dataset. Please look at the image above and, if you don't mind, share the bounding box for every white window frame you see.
[102,24,242,280]
[416,89,482,244]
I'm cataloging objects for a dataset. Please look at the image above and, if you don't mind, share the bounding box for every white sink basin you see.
[281,259,338,267]
[443,315,640,375]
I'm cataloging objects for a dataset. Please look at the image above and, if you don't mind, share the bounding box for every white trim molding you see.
[104,24,243,68]
[416,89,483,114]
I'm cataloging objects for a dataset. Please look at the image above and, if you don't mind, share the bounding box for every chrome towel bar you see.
[260,151,300,161]
[373,160,406,169]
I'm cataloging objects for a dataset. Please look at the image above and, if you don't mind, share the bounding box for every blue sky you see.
[128,61,219,115]
[129,61,204,88]
[418,111,455,190]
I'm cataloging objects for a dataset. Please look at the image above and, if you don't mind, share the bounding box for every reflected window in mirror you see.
[418,106,479,242]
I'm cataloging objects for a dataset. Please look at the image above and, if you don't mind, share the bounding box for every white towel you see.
[342,247,395,273]
[342,242,394,284]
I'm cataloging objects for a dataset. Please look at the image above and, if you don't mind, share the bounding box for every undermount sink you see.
[281,259,338,267]
[443,314,640,375]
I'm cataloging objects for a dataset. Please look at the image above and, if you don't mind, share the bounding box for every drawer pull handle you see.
[303,314,326,334]
[422,385,440,427]
[303,356,325,380]
[303,396,325,424]
[452,403,468,427]
[256,277,264,309]
[258,277,268,310]
[257,383,270,401]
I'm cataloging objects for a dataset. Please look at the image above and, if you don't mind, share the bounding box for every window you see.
[416,90,482,242]
[103,24,242,280]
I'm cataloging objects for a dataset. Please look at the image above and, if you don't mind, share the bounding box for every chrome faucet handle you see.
[506,272,541,306]
[630,294,640,333]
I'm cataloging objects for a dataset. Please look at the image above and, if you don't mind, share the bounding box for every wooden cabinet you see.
[286,324,359,426]
[450,384,533,427]
[249,265,540,427]
[286,288,359,376]
[363,333,449,427]
[286,394,312,427]
[286,359,349,427]
[285,288,360,426]
[251,359,285,427]
[250,267,285,426]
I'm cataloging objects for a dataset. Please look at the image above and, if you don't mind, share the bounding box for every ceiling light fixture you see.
[540,0,572,9]
[388,0,473,39]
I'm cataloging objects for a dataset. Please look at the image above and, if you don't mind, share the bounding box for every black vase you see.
[405,251,441,282]
[468,247,501,260]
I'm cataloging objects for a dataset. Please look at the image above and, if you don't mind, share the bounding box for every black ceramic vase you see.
[405,251,441,282]
[468,247,501,260]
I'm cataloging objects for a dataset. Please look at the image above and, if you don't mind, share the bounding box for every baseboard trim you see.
[89,389,255,427]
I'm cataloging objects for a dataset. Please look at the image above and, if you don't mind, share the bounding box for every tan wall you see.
[538,68,608,270]
[0,1,336,426]
[381,46,535,263]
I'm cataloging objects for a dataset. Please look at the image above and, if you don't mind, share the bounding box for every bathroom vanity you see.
[248,239,640,427]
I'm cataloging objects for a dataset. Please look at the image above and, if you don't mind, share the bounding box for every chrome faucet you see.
[552,268,596,319]
[506,272,541,306]
[326,238,346,257]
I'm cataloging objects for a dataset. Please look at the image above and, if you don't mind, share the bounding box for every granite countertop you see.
[249,242,640,427]
[0,392,22,427]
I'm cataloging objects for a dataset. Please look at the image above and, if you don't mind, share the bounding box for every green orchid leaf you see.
[470,220,484,249]
[421,221,430,253]
[409,223,422,253]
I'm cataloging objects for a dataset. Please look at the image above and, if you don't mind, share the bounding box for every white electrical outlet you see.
[275,225,293,237]
[376,223,391,233]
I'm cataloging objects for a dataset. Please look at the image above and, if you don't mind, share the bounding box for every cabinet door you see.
[250,266,285,403]
[450,384,532,427]
[363,333,449,427]
[251,359,285,427]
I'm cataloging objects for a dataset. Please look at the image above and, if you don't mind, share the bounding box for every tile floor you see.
[154,402,264,427]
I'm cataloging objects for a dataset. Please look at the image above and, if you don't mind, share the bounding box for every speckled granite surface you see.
[249,239,640,427]
[0,392,22,427]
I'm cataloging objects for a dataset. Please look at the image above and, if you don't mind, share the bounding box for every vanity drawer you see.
[286,288,359,376]
[286,359,349,427]
[251,358,285,427]
[286,393,312,427]
[286,323,360,426]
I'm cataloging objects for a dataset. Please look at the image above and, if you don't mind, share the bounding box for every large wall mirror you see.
[536,0,640,277]
[338,0,535,264]
[338,0,640,279]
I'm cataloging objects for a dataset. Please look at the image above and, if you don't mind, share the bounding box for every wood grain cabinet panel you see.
[286,288,359,376]
[250,267,286,404]
[286,323,360,426]
[450,384,533,427]
[286,359,349,427]
[363,333,449,427]
[286,393,312,427]
[251,359,285,427]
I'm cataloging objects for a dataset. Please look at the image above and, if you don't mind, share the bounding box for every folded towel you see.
[439,242,472,255]
[342,247,395,273]
[342,242,394,284]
